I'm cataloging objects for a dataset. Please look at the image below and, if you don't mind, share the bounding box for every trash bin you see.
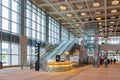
[0,61,3,69]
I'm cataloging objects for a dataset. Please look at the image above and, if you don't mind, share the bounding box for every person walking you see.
[104,57,108,68]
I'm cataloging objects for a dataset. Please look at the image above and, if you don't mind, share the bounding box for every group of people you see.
[100,57,117,67]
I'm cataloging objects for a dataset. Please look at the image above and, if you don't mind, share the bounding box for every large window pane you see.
[32,30,36,39]
[32,13,36,21]
[27,46,32,55]
[12,0,18,12]
[11,44,19,54]
[37,24,40,32]
[26,9,31,19]
[26,28,32,37]
[2,0,9,8]
[12,22,18,33]
[2,54,11,66]
[2,6,9,19]
[37,32,40,40]
[32,21,36,30]
[2,42,10,54]
[12,55,19,65]
[26,18,32,28]
[12,11,18,22]
[12,35,19,43]
[2,32,10,42]
[2,19,9,31]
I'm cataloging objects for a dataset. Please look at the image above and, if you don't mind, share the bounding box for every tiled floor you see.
[0,62,120,80]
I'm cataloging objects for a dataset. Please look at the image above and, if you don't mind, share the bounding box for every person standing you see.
[113,58,116,64]
[110,58,112,64]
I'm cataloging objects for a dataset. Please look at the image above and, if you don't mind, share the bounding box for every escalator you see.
[40,44,58,61]
[44,41,66,60]
[49,40,75,60]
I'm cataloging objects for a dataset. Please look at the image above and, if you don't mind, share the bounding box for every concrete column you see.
[20,0,27,67]
[21,0,25,35]
[45,14,50,50]
[0,42,1,61]
[59,24,61,42]
[19,35,27,66]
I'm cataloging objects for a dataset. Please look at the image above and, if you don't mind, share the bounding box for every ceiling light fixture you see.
[96,17,101,21]
[59,5,66,10]
[81,12,86,16]
[110,21,115,24]
[109,28,113,31]
[72,19,76,22]
[93,2,100,7]
[111,9,117,13]
[95,11,101,15]
[99,26,102,28]
[75,4,83,9]
[84,18,89,21]
[66,13,72,17]
[112,0,119,5]
[109,31,113,35]
[110,16,116,19]
[75,23,80,26]
[99,28,103,31]
[99,22,102,25]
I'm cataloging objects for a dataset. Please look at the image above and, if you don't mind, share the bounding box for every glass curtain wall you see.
[70,32,74,40]
[61,26,69,41]
[25,0,46,41]
[99,36,120,45]
[48,16,60,45]
[0,0,20,66]
[25,0,46,61]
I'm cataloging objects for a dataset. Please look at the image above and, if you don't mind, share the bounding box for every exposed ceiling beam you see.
[39,0,93,7]
[114,15,120,36]
[44,0,80,37]
[65,0,84,25]
[49,5,120,14]
[61,19,120,24]
[85,1,94,21]
[55,13,120,20]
